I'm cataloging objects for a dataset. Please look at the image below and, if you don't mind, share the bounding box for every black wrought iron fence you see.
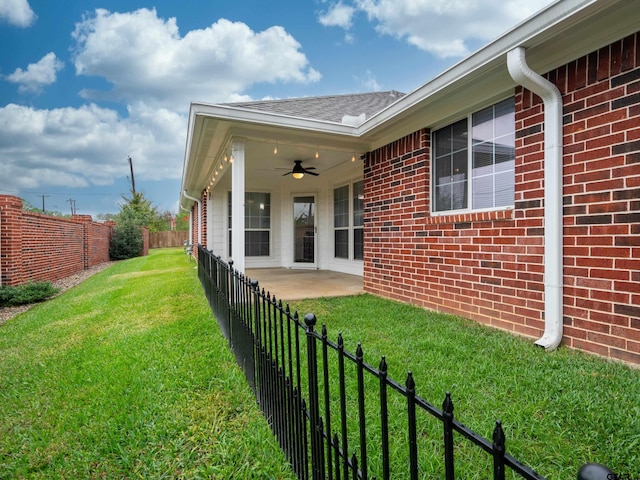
[197,246,615,480]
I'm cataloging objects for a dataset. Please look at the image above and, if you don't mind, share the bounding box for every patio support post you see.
[231,140,246,273]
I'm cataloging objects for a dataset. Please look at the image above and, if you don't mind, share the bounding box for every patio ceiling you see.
[184,112,371,196]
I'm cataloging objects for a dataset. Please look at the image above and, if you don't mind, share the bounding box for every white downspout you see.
[179,204,193,249]
[182,191,202,246]
[507,46,563,351]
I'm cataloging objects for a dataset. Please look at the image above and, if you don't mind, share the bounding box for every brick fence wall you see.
[0,195,149,287]
[364,33,640,365]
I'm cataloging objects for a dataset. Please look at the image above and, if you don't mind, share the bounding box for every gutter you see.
[182,191,202,246]
[507,46,564,351]
[179,204,193,251]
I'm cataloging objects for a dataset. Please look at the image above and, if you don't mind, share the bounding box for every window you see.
[353,181,364,260]
[334,185,349,259]
[432,98,515,213]
[228,192,271,256]
[334,180,364,260]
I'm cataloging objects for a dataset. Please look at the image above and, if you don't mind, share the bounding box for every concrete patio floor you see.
[245,268,364,301]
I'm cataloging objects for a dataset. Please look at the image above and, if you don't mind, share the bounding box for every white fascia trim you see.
[180,106,200,204]
[190,103,359,137]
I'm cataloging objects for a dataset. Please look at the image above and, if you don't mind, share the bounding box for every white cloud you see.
[1,8,325,214]
[71,8,321,109]
[0,103,185,195]
[5,52,64,94]
[0,0,36,27]
[329,0,553,58]
[318,2,356,29]
[355,70,381,91]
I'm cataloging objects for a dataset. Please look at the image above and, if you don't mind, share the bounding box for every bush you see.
[110,220,144,260]
[0,281,60,307]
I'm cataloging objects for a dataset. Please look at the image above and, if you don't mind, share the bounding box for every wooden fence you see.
[149,231,188,249]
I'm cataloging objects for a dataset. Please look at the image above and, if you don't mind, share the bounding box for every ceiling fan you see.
[282,160,319,179]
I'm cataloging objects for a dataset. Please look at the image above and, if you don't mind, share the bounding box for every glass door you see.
[293,196,316,266]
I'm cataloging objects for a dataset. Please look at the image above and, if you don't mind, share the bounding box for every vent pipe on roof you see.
[182,191,202,246]
[507,46,564,351]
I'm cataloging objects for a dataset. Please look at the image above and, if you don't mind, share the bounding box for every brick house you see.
[180,0,640,364]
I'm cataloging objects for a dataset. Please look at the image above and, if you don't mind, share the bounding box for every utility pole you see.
[38,194,50,213]
[66,198,76,215]
[128,156,136,194]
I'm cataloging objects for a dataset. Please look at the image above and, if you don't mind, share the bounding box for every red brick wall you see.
[0,195,23,286]
[1,195,122,287]
[201,190,208,251]
[20,213,85,283]
[189,201,198,260]
[86,221,113,267]
[548,32,640,364]
[364,33,640,364]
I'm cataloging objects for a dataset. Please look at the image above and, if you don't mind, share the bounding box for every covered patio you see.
[180,91,405,277]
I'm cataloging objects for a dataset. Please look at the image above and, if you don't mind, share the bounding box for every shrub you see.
[109,220,144,260]
[0,281,60,307]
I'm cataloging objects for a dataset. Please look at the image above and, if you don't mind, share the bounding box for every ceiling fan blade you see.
[305,171,319,176]
[282,171,292,176]
[305,166,317,170]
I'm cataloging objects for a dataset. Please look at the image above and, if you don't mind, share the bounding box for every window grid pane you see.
[335,229,348,259]
[334,185,349,228]
[471,98,515,209]
[353,181,364,227]
[353,228,364,260]
[433,118,468,212]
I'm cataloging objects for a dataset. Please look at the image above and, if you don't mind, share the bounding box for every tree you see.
[109,207,144,260]
[109,190,156,260]
[119,191,159,230]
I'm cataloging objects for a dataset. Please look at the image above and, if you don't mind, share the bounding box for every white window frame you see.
[333,180,364,261]
[227,191,271,257]
[431,97,516,216]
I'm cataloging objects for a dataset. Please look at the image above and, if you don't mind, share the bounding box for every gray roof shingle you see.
[224,90,405,124]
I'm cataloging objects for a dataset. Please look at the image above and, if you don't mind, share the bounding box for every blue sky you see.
[0,0,553,218]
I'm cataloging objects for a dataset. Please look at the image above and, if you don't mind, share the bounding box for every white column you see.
[231,140,245,272]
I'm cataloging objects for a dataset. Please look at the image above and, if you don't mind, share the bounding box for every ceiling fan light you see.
[292,172,304,179]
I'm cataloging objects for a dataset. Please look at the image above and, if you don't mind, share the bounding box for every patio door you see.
[293,195,316,267]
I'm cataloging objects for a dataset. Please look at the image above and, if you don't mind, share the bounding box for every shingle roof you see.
[224,90,405,125]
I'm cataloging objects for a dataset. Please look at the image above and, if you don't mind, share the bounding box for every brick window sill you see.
[425,208,514,225]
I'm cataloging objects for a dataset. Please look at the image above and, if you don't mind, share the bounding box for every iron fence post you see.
[356,343,368,480]
[379,356,390,480]
[305,313,323,480]
[322,325,333,480]
[493,420,506,480]
[443,392,455,480]
[407,372,418,480]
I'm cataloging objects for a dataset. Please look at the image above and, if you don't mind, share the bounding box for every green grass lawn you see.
[0,249,295,479]
[2,248,638,479]
[289,295,640,479]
